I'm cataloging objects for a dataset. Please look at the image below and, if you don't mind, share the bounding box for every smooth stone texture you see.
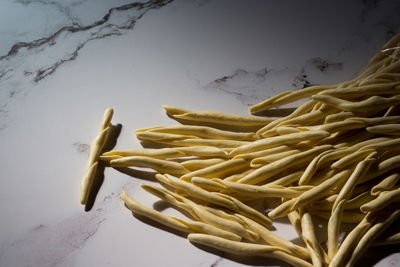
[0,0,399,266]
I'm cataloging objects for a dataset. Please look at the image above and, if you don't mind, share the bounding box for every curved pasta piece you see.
[300,210,327,267]
[102,147,185,159]
[174,146,229,158]
[250,85,336,114]
[331,149,376,170]
[110,156,189,175]
[360,187,400,213]
[371,173,400,196]
[188,233,313,267]
[312,94,400,113]
[170,109,276,127]
[318,82,400,99]
[238,145,332,185]
[135,131,199,141]
[181,158,225,171]
[230,130,330,156]
[366,124,400,135]
[158,138,249,148]
[145,125,257,141]
[181,158,250,181]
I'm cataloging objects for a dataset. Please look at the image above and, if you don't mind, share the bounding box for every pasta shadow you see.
[252,107,297,117]
[130,212,188,239]
[354,244,400,267]
[189,242,292,267]
[112,166,158,182]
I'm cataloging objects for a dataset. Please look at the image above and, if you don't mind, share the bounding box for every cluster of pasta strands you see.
[81,34,400,267]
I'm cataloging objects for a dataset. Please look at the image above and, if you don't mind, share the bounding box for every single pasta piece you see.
[157,138,249,148]
[250,149,302,167]
[256,100,316,136]
[328,200,346,260]
[331,153,376,211]
[233,145,294,160]
[181,158,250,181]
[135,131,199,141]
[110,156,189,176]
[187,233,313,267]
[300,210,327,267]
[250,84,336,114]
[142,124,258,141]
[360,154,400,184]
[164,105,276,127]
[181,158,225,171]
[371,173,400,196]
[174,146,229,158]
[366,124,400,135]
[230,130,330,157]
[298,149,336,185]
[325,111,355,123]
[360,187,400,213]
[191,177,227,191]
[312,94,400,113]
[312,210,366,224]
[266,171,304,186]
[331,149,376,170]
[318,81,400,99]
[80,108,113,205]
[101,147,185,159]
[348,115,400,125]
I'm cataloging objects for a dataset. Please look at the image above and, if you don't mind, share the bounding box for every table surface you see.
[0,0,399,266]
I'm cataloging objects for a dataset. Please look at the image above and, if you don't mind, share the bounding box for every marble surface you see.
[0,0,399,266]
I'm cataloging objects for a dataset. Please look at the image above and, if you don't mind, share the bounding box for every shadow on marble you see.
[355,244,400,267]
[252,107,297,117]
[125,203,294,267]
[190,242,293,267]
[84,123,122,211]
[112,167,158,182]
[128,211,188,239]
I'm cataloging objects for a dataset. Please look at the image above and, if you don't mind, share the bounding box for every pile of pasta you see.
[80,34,400,267]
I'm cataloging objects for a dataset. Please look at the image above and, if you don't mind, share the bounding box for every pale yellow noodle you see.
[181,158,225,171]
[181,158,249,181]
[145,124,257,141]
[371,173,400,196]
[238,145,332,185]
[110,156,189,175]
[188,233,313,267]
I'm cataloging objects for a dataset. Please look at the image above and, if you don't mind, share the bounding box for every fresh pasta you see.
[80,34,400,267]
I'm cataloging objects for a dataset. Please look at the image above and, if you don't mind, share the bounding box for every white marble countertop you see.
[0,0,399,266]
